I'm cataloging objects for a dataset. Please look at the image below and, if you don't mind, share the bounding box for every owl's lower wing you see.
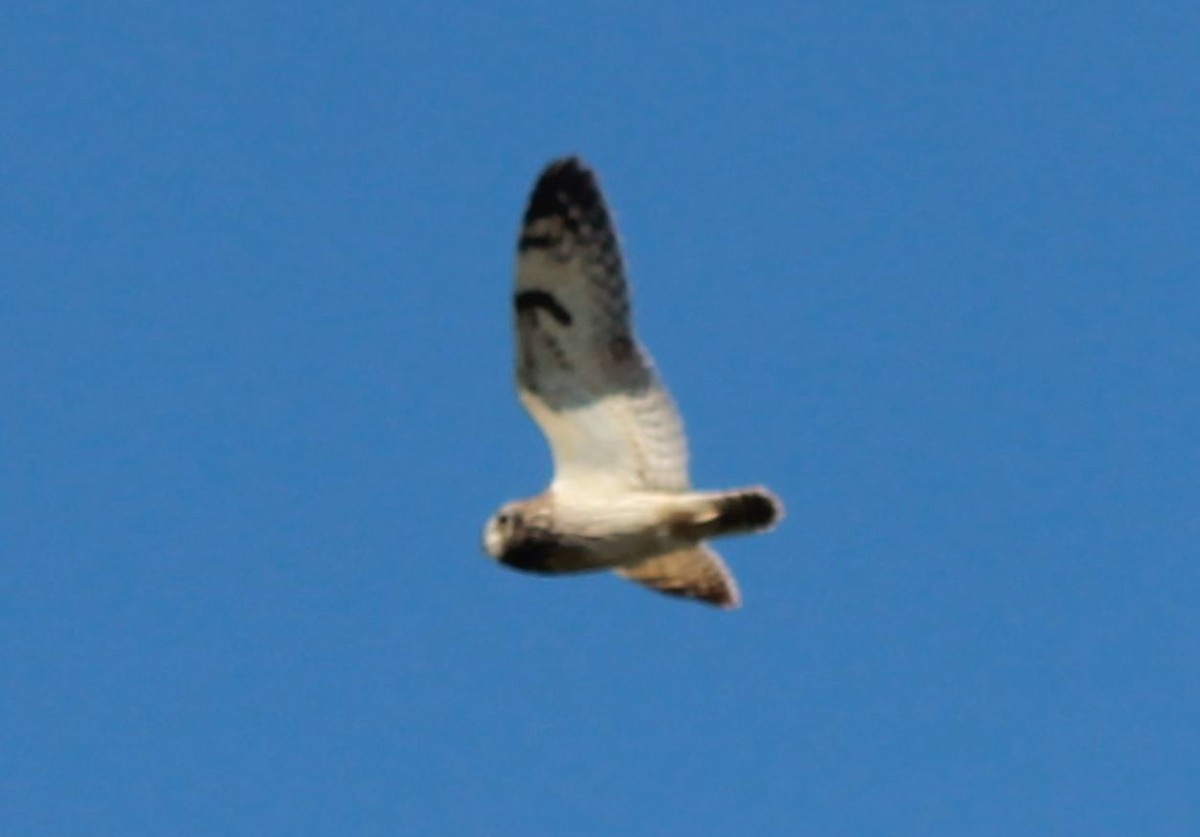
[514,158,689,493]
[615,545,741,609]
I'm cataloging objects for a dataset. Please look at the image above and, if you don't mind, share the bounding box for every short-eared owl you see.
[483,157,782,608]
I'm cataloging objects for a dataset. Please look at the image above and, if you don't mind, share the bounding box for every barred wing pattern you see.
[514,158,690,493]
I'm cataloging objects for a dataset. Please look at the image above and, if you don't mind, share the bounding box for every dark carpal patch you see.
[517,232,557,251]
[515,290,572,326]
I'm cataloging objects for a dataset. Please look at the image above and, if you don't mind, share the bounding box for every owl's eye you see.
[497,513,509,526]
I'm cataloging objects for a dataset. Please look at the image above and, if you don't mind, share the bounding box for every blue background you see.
[4,3,1197,834]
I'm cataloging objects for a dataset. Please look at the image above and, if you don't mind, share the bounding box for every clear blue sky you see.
[3,3,1197,835]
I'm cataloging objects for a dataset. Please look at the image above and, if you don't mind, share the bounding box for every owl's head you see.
[482,500,564,573]
[482,502,526,559]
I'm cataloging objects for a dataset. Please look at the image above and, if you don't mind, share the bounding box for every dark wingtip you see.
[523,156,603,230]
[744,493,779,529]
[720,488,784,533]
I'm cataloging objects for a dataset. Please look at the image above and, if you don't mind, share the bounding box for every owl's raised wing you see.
[513,158,689,493]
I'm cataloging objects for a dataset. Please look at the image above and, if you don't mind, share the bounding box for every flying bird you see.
[482,157,782,608]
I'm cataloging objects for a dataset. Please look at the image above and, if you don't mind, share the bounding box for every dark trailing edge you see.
[515,290,572,326]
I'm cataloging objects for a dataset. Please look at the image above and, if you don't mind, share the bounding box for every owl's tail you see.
[680,486,784,540]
